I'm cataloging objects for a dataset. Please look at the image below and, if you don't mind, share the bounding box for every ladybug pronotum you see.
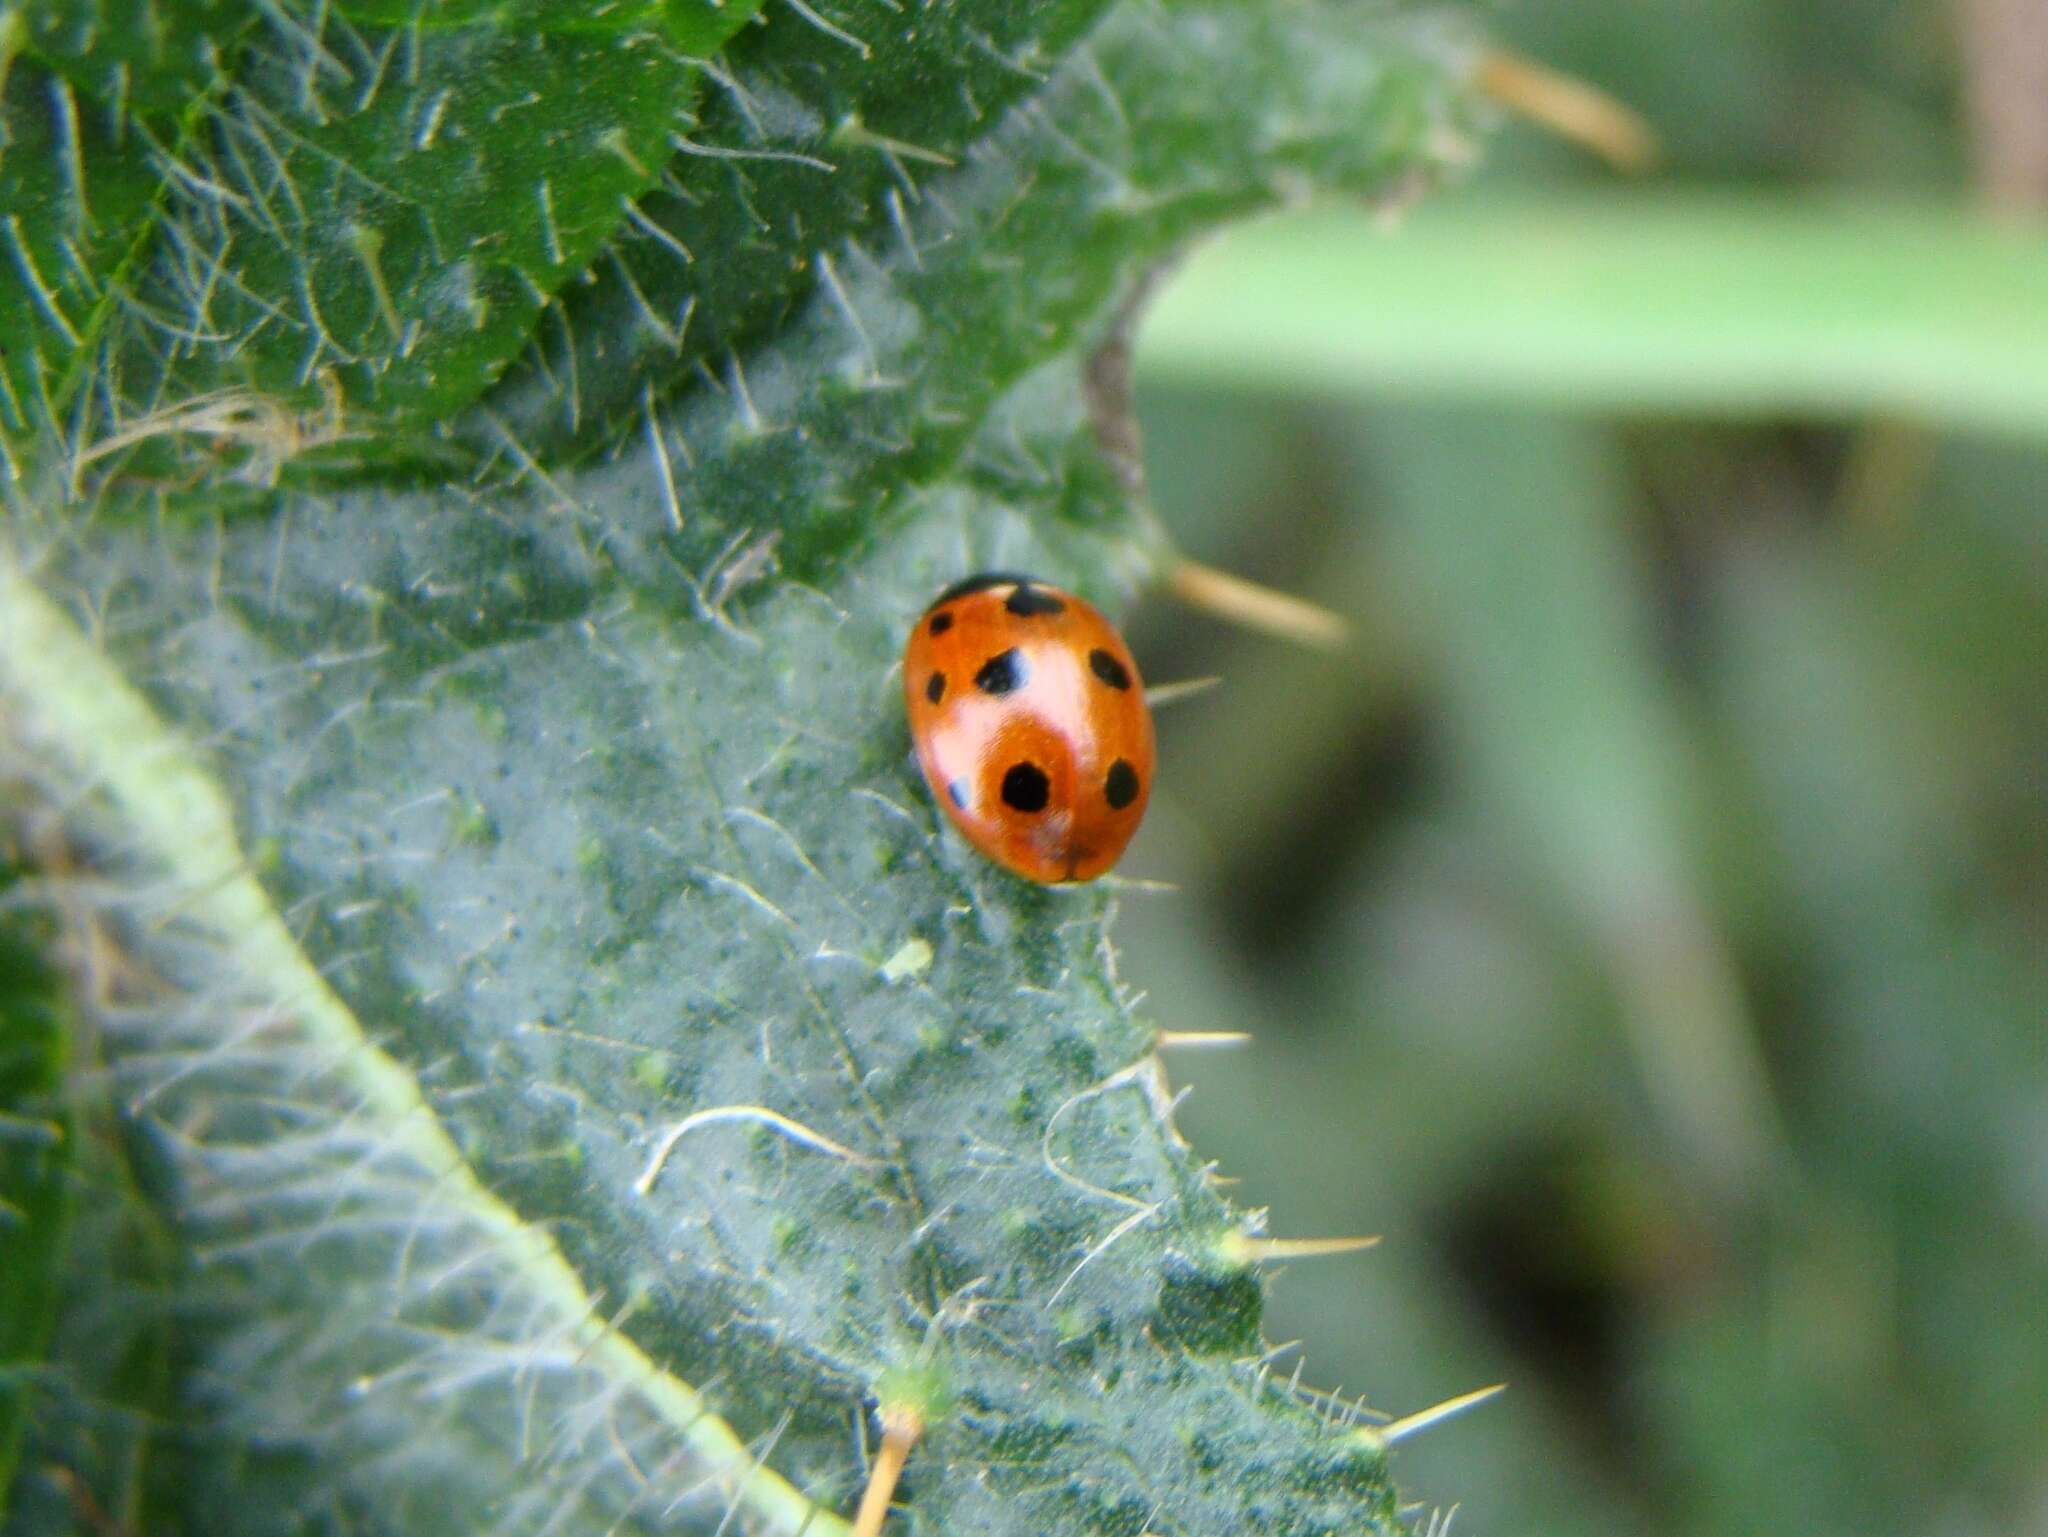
[903,572,1154,883]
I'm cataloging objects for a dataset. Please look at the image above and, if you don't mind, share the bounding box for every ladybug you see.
[903,572,1154,884]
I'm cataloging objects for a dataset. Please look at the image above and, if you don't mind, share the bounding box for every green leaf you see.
[0,0,1482,1531]
[481,0,1121,460]
[14,0,247,115]
[3,0,767,473]
[0,51,163,459]
[1136,194,2048,438]
[0,865,70,1523]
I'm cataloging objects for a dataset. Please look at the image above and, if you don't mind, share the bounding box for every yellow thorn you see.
[1143,675,1223,709]
[1360,1383,1507,1450]
[1156,1029,1253,1051]
[850,1404,923,1537]
[1165,559,1347,651]
[1221,1233,1381,1266]
[1474,50,1660,173]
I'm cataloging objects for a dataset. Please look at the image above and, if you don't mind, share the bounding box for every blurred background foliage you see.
[1117,2,2047,1534]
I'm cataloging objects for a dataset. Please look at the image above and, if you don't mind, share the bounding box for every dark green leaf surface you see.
[482,0,1120,459]
[0,869,69,1524]
[0,0,1481,1531]
[0,62,166,461]
[16,0,248,115]
[2,0,766,471]
[500,0,1468,577]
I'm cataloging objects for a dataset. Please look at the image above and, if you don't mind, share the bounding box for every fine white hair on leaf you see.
[635,1104,879,1198]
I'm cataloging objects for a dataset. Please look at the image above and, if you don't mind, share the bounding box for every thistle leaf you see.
[0,1,1483,1530]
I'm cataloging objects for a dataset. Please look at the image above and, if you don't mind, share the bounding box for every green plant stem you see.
[1138,192,2048,437]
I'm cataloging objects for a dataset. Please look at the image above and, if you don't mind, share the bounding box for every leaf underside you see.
[0,0,1481,1532]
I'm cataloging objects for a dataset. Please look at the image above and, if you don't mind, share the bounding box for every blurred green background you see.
[1116,3,2047,1534]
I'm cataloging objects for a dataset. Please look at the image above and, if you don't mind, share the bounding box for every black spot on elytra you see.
[1105,758,1140,810]
[925,671,946,703]
[1088,648,1131,690]
[975,648,1026,695]
[1005,582,1066,617]
[947,779,969,809]
[935,570,1038,606]
[1000,762,1051,813]
[927,610,954,636]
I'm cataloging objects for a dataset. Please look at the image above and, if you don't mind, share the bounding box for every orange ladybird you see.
[903,572,1154,884]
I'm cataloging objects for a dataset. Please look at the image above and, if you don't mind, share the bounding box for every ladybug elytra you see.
[903,573,1154,883]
